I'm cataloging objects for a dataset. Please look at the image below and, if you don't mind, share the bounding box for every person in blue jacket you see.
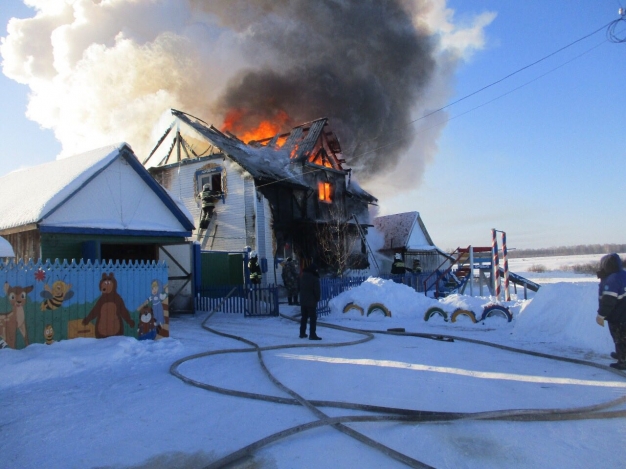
[596,253,626,369]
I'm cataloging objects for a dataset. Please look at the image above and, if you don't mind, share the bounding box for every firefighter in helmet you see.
[198,184,222,229]
[248,250,262,285]
[391,253,407,275]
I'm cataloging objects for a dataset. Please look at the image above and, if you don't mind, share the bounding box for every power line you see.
[408,20,615,127]
[349,35,611,162]
[246,17,621,190]
[607,8,626,42]
[347,18,618,162]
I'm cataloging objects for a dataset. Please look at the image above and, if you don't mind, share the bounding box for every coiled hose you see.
[169,309,626,468]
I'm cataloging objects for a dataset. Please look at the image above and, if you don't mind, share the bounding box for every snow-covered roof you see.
[0,143,194,235]
[373,211,435,251]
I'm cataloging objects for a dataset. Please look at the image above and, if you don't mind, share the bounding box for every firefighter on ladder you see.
[198,184,222,231]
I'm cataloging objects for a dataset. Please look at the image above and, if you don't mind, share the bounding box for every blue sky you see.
[1,0,624,250]
[384,0,626,250]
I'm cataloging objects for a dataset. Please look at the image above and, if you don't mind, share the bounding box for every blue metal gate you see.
[195,284,279,317]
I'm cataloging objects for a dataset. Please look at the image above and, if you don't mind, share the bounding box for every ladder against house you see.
[196,215,218,252]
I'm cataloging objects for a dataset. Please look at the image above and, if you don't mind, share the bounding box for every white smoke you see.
[1,0,495,180]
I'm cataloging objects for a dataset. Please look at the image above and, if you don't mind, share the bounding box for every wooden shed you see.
[373,211,452,273]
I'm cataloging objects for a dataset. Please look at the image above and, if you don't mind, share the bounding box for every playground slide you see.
[498,268,541,292]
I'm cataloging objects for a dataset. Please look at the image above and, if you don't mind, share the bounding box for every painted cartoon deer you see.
[0,282,33,348]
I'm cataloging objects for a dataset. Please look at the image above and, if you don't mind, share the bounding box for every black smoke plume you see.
[196,0,435,182]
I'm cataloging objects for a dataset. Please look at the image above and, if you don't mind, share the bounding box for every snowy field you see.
[1,253,626,469]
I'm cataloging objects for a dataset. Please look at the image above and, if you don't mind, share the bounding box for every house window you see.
[198,172,222,192]
[195,167,223,198]
[318,182,332,203]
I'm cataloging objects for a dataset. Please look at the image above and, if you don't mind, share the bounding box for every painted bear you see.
[137,305,157,341]
[83,273,135,338]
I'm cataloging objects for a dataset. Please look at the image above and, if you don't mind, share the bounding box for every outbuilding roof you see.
[0,143,194,236]
[373,211,436,251]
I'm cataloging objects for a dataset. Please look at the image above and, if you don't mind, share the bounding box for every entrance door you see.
[158,242,194,315]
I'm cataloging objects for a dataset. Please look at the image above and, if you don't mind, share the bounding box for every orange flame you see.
[221,109,291,144]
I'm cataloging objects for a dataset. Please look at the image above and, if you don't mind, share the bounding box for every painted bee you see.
[40,280,74,311]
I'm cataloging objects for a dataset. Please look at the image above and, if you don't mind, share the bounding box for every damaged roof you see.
[144,109,377,203]
[373,211,436,251]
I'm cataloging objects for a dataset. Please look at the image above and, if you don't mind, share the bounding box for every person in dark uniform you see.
[248,250,262,285]
[281,257,300,305]
[391,253,407,275]
[596,253,626,369]
[299,262,321,340]
[198,184,222,229]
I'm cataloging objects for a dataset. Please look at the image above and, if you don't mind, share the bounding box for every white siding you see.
[260,195,278,284]
[209,160,248,251]
[43,158,185,232]
[406,220,432,250]
[157,158,248,251]
[244,175,256,248]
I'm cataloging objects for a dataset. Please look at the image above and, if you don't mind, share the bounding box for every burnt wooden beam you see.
[143,123,173,165]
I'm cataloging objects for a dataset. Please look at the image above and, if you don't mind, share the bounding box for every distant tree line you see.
[506,244,626,259]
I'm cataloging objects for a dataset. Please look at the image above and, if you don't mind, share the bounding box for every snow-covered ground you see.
[1,254,625,469]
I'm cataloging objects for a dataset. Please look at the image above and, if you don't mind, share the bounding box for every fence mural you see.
[0,259,169,350]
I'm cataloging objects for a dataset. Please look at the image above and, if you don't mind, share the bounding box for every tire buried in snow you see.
[424,306,448,322]
[367,303,391,317]
[450,308,477,323]
[342,302,364,315]
[480,304,512,322]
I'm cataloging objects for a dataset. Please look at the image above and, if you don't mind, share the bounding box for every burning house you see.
[144,109,378,285]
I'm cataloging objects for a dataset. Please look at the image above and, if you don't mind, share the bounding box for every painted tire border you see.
[450,308,477,323]
[480,304,513,322]
[424,306,448,322]
[367,303,391,317]
[343,302,364,316]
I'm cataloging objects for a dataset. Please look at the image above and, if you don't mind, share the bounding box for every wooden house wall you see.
[243,174,256,250]
[152,158,251,252]
[208,160,253,252]
[3,230,40,261]
[150,157,286,284]
[404,251,449,273]
[260,195,279,284]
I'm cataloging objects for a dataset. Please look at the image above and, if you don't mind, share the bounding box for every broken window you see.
[318,182,332,203]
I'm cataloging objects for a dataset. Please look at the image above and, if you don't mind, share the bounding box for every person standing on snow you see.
[596,253,626,369]
[299,262,321,340]
[281,257,300,305]
[248,251,262,285]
